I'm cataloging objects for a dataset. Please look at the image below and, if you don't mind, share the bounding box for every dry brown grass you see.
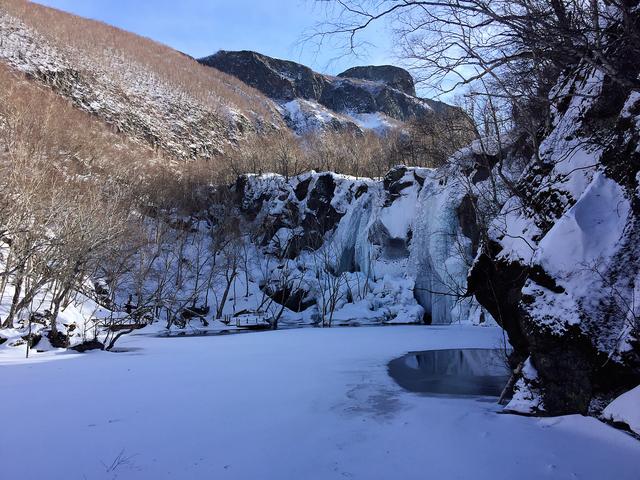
[1,0,279,125]
[0,62,146,175]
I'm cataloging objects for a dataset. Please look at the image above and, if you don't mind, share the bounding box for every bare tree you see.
[311,1,640,95]
[311,243,349,327]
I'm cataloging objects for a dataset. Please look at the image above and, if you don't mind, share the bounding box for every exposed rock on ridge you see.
[338,65,417,96]
[198,50,459,133]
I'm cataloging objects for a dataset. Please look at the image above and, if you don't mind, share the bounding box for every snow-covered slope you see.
[279,98,403,135]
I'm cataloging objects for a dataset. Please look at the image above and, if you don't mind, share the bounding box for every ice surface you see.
[1,326,638,480]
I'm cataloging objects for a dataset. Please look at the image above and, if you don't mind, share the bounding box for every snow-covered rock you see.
[603,385,640,434]
[233,166,492,325]
[505,358,545,414]
[280,99,362,134]
[468,32,640,414]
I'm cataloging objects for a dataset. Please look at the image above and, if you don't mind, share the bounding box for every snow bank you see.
[603,385,640,435]
[281,99,357,133]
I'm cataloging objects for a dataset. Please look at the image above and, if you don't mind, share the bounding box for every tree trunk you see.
[4,274,23,328]
[216,273,236,319]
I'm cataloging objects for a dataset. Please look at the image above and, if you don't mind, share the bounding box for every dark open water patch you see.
[388,348,510,397]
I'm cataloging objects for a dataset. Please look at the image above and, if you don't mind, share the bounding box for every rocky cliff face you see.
[338,65,417,96]
[200,50,326,102]
[468,57,640,416]
[199,50,458,134]
[232,166,490,326]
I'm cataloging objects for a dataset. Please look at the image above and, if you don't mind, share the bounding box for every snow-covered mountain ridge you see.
[199,50,464,135]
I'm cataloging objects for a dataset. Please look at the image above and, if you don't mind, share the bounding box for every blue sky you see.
[35,0,396,77]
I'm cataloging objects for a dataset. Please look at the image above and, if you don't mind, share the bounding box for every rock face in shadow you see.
[262,281,315,313]
[198,50,457,124]
[200,50,325,101]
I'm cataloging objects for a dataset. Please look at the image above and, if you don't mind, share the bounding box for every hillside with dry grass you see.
[0,1,476,179]
[0,0,284,161]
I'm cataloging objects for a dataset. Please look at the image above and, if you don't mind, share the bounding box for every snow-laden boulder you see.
[603,385,640,435]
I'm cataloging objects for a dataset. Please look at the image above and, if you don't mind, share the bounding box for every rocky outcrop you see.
[200,50,325,101]
[232,172,350,259]
[468,40,640,415]
[338,65,416,96]
[231,165,489,326]
[199,50,459,133]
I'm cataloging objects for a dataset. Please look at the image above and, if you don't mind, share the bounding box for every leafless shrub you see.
[311,242,349,327]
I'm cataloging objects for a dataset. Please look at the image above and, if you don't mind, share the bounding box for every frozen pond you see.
[388,348,510,397]
[3,327,639,480]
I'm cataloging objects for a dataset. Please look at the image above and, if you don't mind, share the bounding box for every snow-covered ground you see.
[1,326,638,480]
[280,98,402,134]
